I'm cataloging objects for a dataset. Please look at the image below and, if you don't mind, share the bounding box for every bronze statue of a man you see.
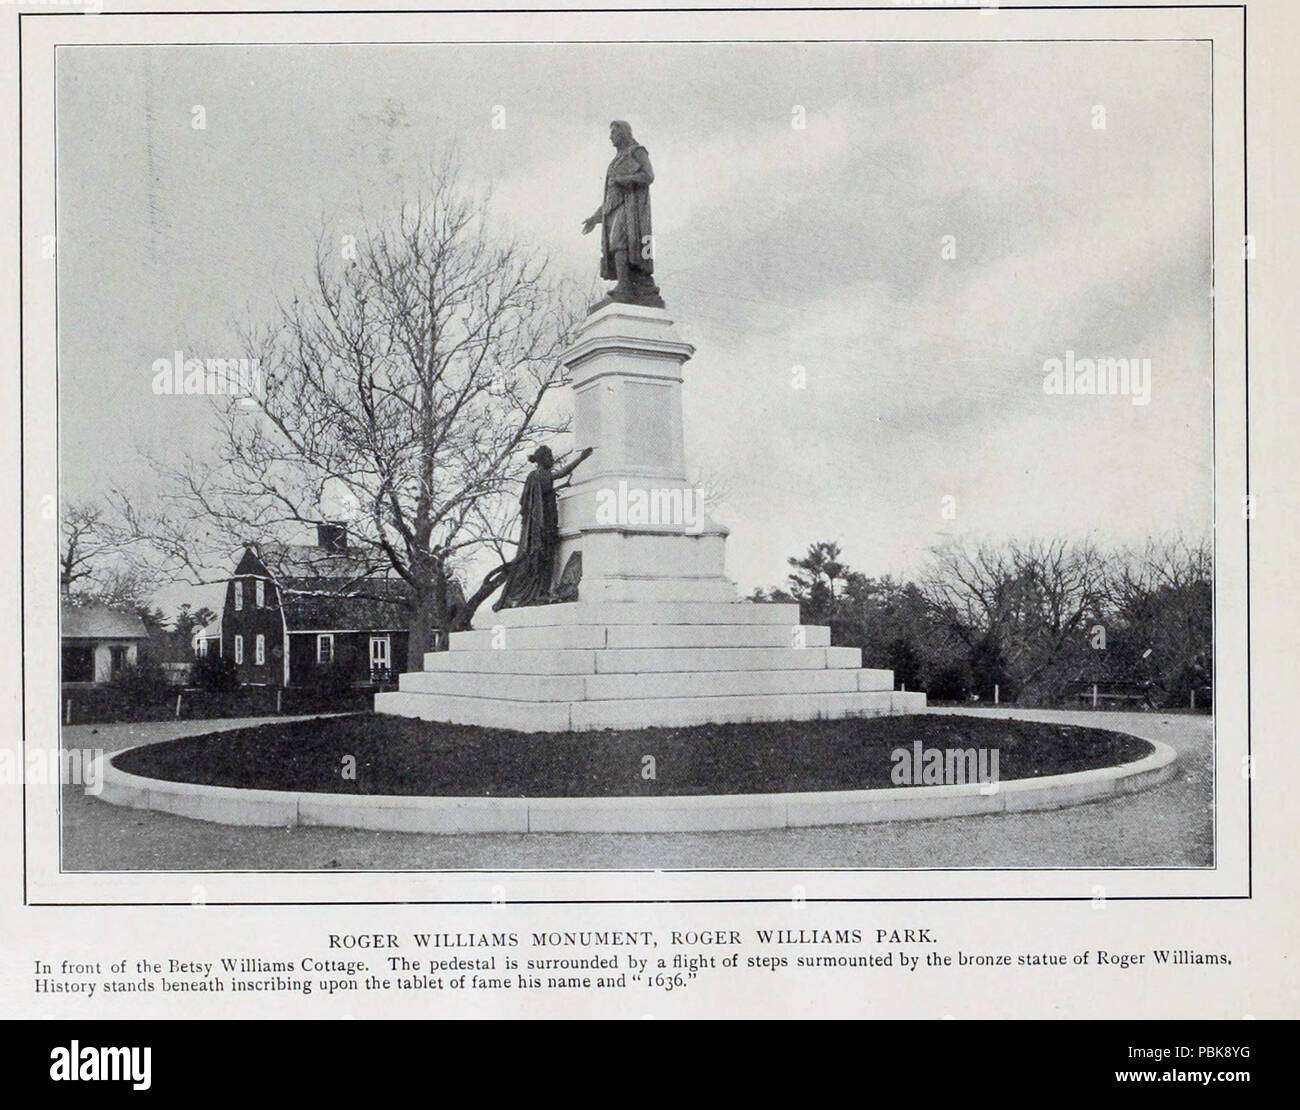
[582,120,663,307]
[494,445,594,610]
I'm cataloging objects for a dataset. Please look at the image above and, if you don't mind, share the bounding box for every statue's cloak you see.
[494,467,559,610]
[601,144,654,279]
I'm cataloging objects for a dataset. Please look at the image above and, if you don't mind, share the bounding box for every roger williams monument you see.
[582,120,663,308]
[377,121,925,730]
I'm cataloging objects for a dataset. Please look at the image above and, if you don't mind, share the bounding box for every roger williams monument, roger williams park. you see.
[99,120,1179,839]
[376,118,928,732]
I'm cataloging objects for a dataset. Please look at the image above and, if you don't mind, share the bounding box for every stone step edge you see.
[447,624,834,649]
[422,646,870,673]
[398,672,897,701]
[485,602,801,628]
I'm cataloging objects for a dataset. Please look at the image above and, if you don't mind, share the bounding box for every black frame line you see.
[17,3,1250,906]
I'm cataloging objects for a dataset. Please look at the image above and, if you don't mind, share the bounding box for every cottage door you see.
[368,636,391,682]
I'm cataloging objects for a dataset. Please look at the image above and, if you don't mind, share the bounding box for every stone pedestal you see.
[554,302,734,603]
[377,301,927,732]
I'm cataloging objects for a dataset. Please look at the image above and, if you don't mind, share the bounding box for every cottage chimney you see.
[317,521,347,553]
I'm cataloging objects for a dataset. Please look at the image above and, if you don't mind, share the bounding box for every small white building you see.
[60,600,148,685]
[191,614,223,658]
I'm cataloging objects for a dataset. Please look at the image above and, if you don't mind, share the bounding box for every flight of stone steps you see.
[376,600,926,732]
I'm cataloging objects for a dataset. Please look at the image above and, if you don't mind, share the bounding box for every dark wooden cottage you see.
[219,525,412,688]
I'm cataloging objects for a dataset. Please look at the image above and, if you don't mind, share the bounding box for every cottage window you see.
[256,579,265,608]
[234,580,243,611]
[234,635,244,664]
[317,634,334,665]
[255,634,266,665]
[61,645,94,683]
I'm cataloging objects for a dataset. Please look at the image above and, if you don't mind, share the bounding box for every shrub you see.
[192,650,238,693]
[927,663,972,702]
[887,638,924,691]
[107,661,172,709]
[309,643,358,698]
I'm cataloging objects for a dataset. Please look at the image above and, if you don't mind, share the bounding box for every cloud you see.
[55,40,1213,599]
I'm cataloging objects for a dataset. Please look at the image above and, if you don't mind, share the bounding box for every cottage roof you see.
[254,542,388,582]
[61,600,148,640]
[229,542,467,632]
[278,577,413,631]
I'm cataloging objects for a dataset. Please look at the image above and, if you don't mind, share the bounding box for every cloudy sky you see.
[56,40,1212,608]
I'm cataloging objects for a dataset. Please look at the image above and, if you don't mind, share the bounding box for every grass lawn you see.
[111,712,1152,798]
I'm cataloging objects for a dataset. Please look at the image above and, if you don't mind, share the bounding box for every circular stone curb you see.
[96,738,1178,834]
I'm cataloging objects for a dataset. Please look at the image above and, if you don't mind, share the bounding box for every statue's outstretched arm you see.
[553,446,595,480]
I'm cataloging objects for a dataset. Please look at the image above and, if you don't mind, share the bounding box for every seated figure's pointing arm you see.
[553,447,595,483]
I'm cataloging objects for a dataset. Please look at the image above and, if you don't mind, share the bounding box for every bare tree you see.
[687,462,734,515]
[61,502,114,593]
[131,160,582,652]
[921,536,1110,700]
[1109,533,1212,702]
[61,499,157,608]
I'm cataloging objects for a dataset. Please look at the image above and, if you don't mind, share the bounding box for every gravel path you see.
[60,707,1212,872]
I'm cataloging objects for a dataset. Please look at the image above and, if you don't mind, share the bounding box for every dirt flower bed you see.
[111,713,1154,798]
